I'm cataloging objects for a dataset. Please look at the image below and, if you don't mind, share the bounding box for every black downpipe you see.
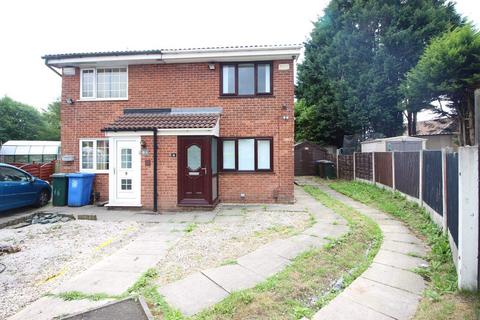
[153,128,158,212]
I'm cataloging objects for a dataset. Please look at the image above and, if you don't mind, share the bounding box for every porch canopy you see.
[102,107,221,136]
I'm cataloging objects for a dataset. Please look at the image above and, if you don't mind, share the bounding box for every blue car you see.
[0,163,52,212]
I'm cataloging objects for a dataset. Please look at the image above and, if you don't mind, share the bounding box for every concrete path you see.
[9,223,185,320]
[296,178,428,320]
[158,187,350,316]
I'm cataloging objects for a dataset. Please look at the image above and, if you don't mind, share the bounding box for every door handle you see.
[202,167,207,175]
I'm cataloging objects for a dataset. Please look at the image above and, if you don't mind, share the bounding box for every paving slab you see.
[343,277,421,320]
[258,238,312,260]
[202,264,265,293]
[374,249,428,271]
[158,272,228,316]
[383,232,424,245]
[8,297,111,320]
[382,240,428,257]
[89,254,162,273]
[53,269,141,295]
[381,224,412,234]
[303,223,349,239]
[116,240,171,255]
[361,262,426,294]
[312,295,393,320]
[290,234,329,248]
[237,248,291,278]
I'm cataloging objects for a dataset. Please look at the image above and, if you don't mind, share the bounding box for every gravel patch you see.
[0,220,142,319]
[156,208,312,286]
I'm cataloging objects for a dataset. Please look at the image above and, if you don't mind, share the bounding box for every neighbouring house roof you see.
[361,136,426,145]
[413,118,458,136]
[42,44,303,67]
[102,108,221,132]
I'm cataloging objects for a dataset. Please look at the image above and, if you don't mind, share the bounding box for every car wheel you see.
[35,190,50,207]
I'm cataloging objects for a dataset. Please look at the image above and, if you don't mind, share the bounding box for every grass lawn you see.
[328,179,480,320]
[128,186,381,319]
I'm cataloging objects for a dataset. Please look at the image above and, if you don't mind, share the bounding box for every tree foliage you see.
[402,24,480,145]
[0,96,60,143]
[296,0,462,146]
[41,100,61,141]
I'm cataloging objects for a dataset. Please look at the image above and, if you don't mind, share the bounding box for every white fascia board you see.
[47,47,302,67]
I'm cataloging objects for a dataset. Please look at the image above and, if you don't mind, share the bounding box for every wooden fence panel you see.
[394,152,420,198]
[423,150,443,215]
[446,152,459,246]
[338,155,353,180]
[294,142,331,176]
[374,152,393,187]
[8,161,56,183]
[355,152,373,181]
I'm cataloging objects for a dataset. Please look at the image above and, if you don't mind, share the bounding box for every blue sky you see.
[0,0,478,111]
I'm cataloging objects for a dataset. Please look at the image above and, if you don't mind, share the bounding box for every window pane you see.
[96,68,127,98]
[211,137,217,174]
[0,167,29,182]
[30,155,43,163]
[121,148,132,169]
[187,145,201,171]
[121,178,132,190]
[222,140,235,170]
[222,65,235,94]
[96,140,109,170]
[82,70,95,98]
[257,140,271,170]
[81,141,94,169]
[238,64,254,95]
[238,139,254,171]
[257,64,271,93]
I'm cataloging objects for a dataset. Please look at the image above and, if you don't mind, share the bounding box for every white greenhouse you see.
[0,140,61,163]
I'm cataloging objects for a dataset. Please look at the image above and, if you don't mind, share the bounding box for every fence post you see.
[457,146,479,291]
[353,152,356,181]
[442,148,448,233]
[372,152,376,184]
[392,151,396,190]
[419,150,424,206]
[336,149,340,179]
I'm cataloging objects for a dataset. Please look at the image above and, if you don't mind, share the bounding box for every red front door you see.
[178,137,211,205]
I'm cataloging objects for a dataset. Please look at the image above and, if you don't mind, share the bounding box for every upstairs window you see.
[80,67,128,100]
[221,62,272,96]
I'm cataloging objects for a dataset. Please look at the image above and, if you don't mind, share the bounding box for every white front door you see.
[109,138,141,206]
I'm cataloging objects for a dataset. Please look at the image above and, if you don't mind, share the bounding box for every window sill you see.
[219,95,275,99]
[79,170,109,174]
[219,170,275,174]
[77,98,128,102]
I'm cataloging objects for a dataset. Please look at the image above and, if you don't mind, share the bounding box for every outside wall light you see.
[208,63,216,70]
[66,98,74,105]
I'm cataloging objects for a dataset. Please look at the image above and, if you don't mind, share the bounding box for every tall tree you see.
[296,0,462,146]
[402,24,480,145]
[41,100,61,140]
[0,96,46,143]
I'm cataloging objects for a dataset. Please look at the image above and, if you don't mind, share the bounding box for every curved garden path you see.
[299,178,428,320]
[157,186,350,316]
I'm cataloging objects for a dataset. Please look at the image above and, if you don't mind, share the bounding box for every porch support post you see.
[153,128,158,212]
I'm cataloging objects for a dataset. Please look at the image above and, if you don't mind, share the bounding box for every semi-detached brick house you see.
[42,44,301,211]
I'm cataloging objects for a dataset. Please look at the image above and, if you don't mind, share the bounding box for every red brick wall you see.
[60,60,295,209]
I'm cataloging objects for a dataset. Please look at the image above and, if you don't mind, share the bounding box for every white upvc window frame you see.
[79,67,129,101]
[79,139,110,173]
